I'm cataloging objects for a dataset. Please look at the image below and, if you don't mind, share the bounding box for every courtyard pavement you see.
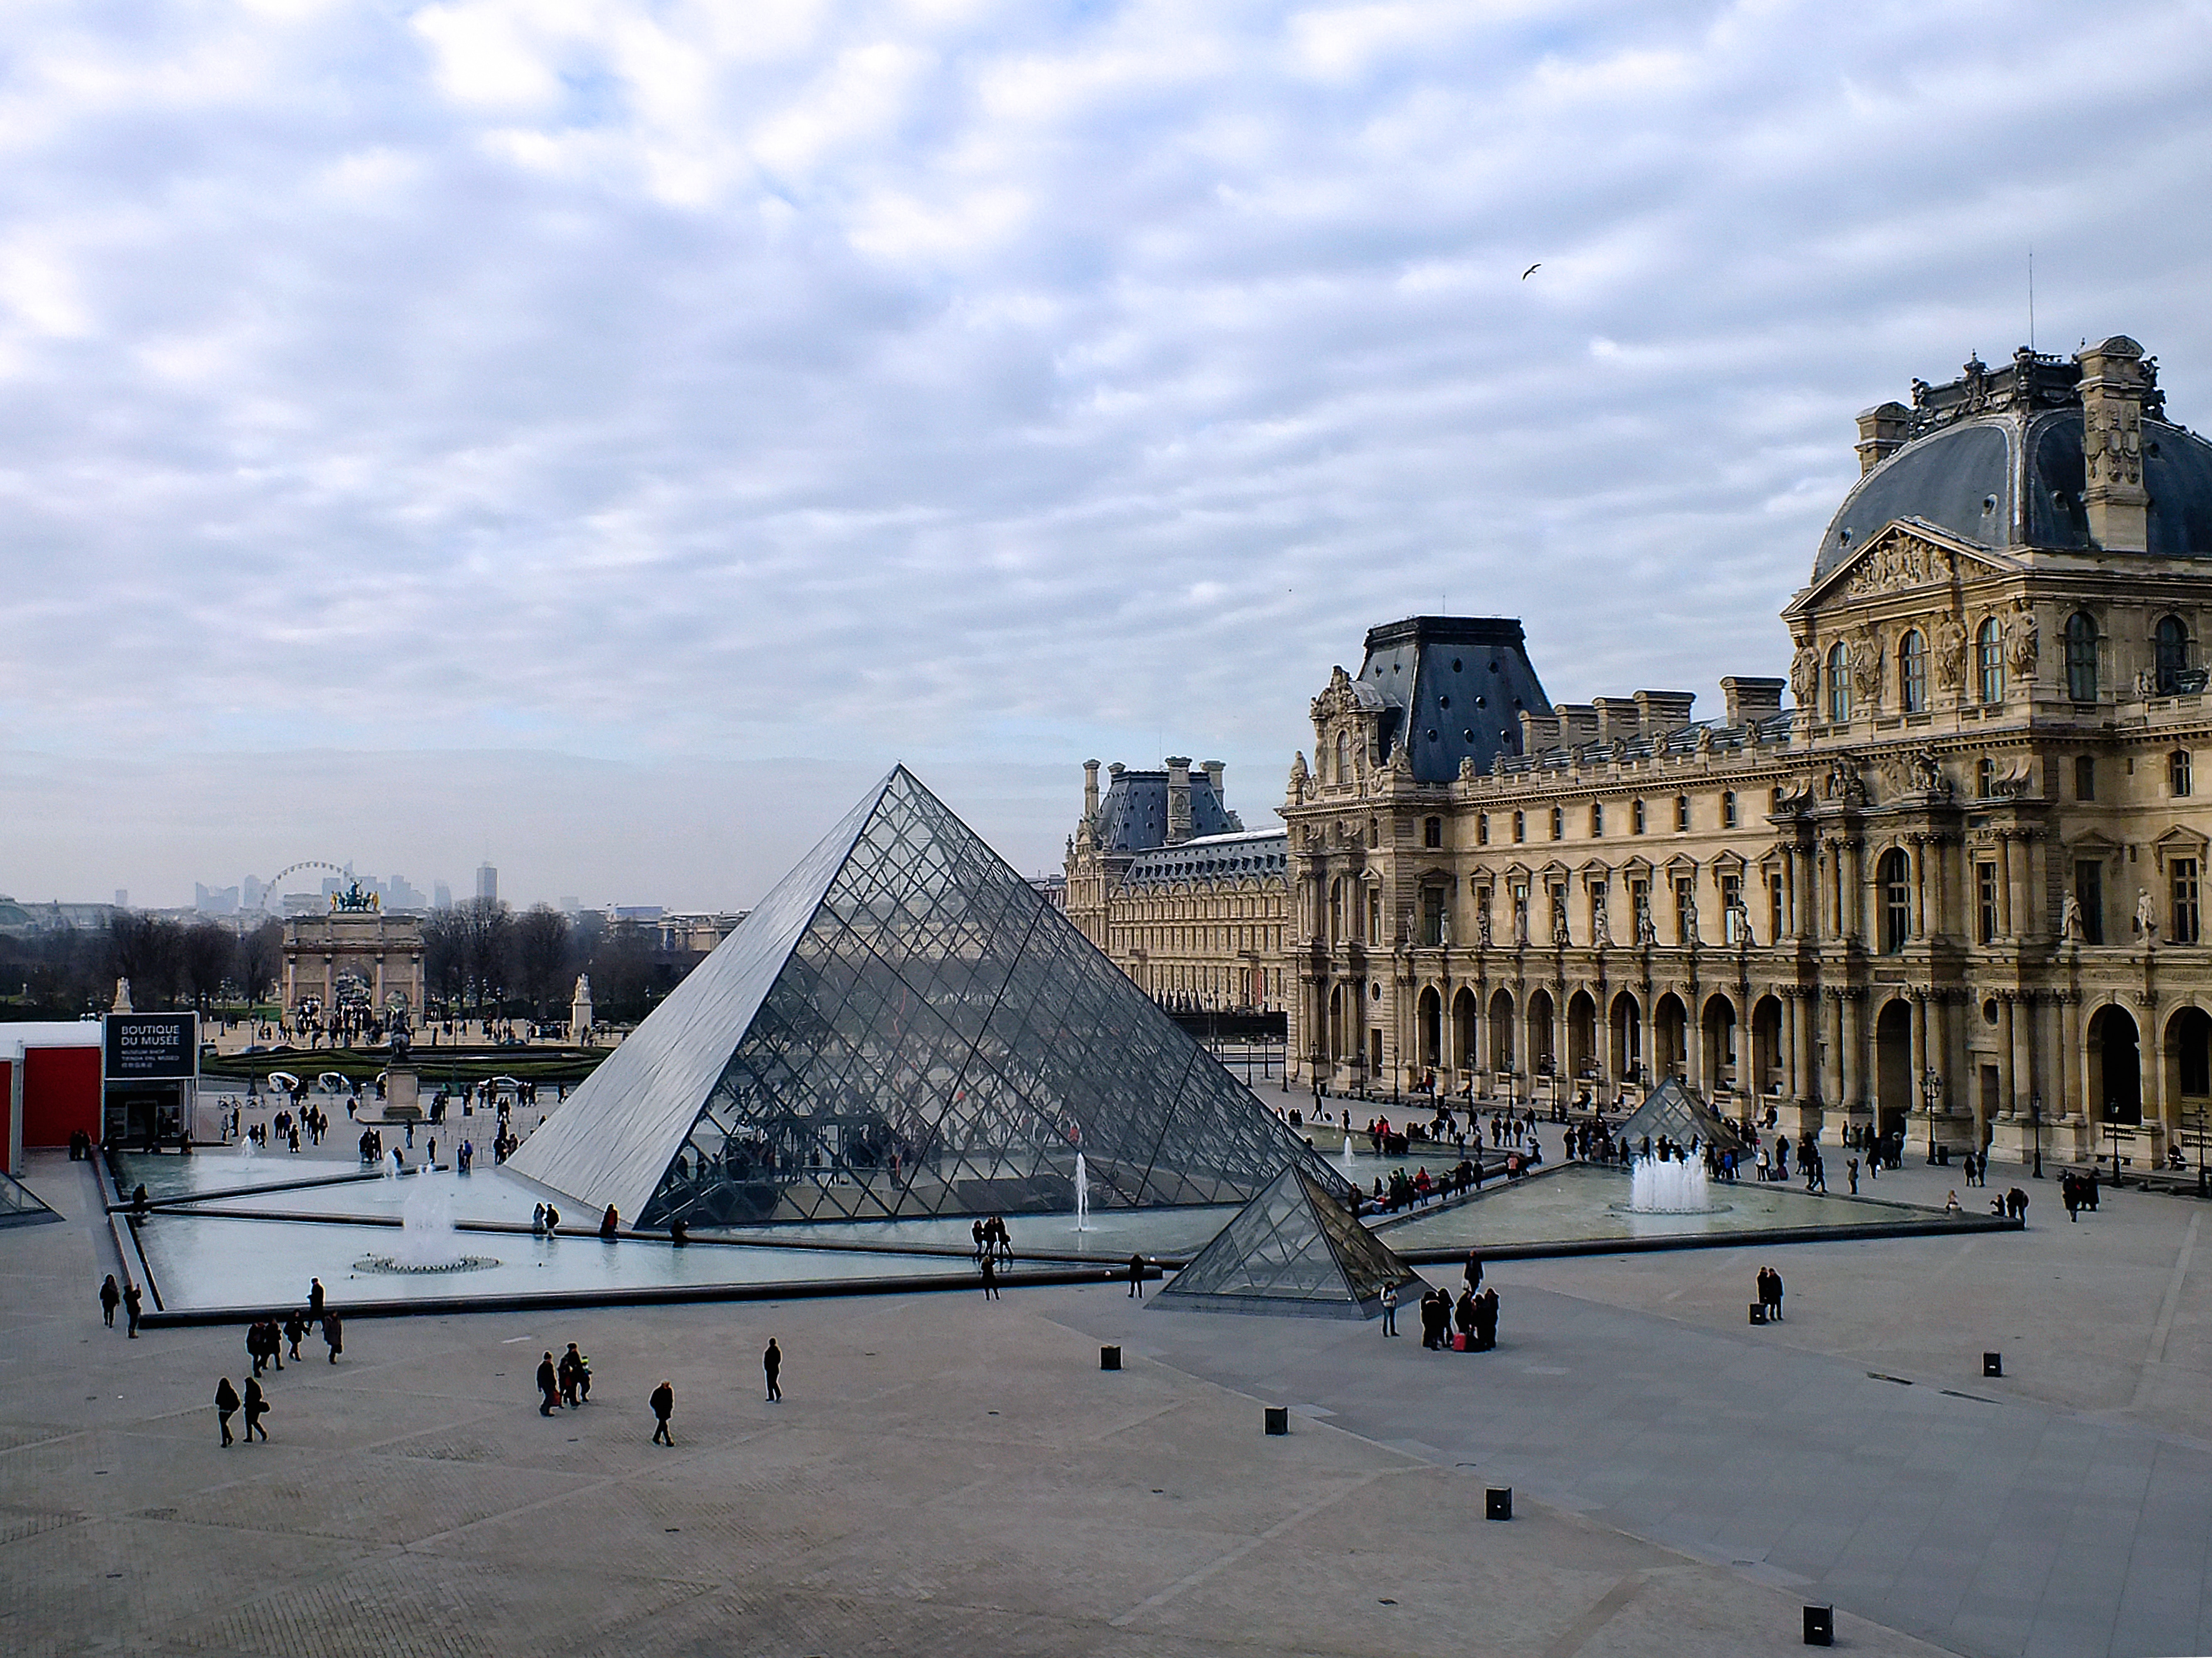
[3,1138,2208,1657]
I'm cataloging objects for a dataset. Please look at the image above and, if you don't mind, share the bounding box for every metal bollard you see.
[1485,1487,1512,1521]
[1983,1351,2002,1378]
[1100,1345,1122,1371]
[1804,1604,1833,1646]
[1264,1406,1289,1436]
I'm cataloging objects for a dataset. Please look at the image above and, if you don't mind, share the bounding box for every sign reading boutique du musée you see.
[102,1012,199,1146]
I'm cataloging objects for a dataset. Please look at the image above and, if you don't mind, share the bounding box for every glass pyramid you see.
[1157,1164,1428,1318]
[511,766,1330,1228]
[1616,1078,1746,1154]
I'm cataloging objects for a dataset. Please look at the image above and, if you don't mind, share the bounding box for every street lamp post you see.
[1922,1066,1942,1164]
[2030,1091,2043,1180]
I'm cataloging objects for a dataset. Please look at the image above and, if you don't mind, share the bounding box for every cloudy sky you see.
[3,0,2208,910]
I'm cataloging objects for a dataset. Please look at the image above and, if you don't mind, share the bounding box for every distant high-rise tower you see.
[475,863,499,903]
[433,881,452,910]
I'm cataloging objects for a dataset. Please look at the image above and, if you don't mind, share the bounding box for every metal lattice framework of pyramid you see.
[511,766,1336,1228]
[1616,1078,1746,1154]
[1156,1164,1428,1318]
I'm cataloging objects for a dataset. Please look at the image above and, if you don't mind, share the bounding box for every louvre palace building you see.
[1070,335,2212,1165]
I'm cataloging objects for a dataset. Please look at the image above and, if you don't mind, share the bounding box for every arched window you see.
[1878,849,1912,953]
[1826,641,1851,723]
[1512,810,1525,843]
[1549,806,1564,841]
[1899,629,1927,713]
[1590,802,1604,837]
[2065,611,2098,702]
[1977,619,2005,704]
[1476,813,1490,846]
[1674,795,1691,832]
[1721,790,1738,828]
[2157,615,2192,695]
[1632,799,1647,834]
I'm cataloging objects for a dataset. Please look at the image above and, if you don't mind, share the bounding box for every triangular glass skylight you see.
[1615,1077,1746,1154]
[511,766,1330,1228]
[1157,1164,1427,1317]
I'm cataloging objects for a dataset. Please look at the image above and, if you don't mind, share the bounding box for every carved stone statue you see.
[2136,888,2160,943]
[2060,894,2084,943]
[1789,642,1820,709]
[1933,616,1968,690]
[1908,748,1943,795]
[1728,897,1754,948]
[1457,755,1477,783]
[1513,898,1530,948]
[1848,631,1883,708]
[1286,751,1310,804]
[1822,760,1867,805]
[1475,902,1492,948]
[112,977,132,1014]
[1678,892,1700,946]
[1635,900,1657,947]
[1550,897,1571,946]
[1591,887,1611,946]
[1694,724,1715,754]
[2006,600,2039,677]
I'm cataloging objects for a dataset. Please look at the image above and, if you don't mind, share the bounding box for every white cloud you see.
[0,0,2207,907]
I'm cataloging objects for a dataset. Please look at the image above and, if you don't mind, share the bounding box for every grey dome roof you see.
[1813,409,2212,581]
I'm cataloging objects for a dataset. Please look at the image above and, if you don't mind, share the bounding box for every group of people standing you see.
[210,1278,342,1446]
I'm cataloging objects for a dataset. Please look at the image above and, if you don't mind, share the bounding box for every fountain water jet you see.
[392,1176,465,1269]
[1628,1154,1716,1214]
[1074,1151,1089,1232]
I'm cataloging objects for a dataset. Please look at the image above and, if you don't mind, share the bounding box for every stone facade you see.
[1065,758,1290,1011]
[1281,337,2212,1171]
[283,891,425,1020]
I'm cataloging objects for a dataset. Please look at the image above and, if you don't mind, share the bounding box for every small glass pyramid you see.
[1157,1164,1428,1317]
[1614,1078,1746,1154]
[512,766,1325,1228]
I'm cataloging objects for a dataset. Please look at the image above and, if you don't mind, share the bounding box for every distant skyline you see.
[2,2,2208,908]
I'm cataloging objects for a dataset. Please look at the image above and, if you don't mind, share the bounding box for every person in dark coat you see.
[123,1284,142,1337]
[99,1275,121,1328]
[1454,1288,1478,1346]
[537,1352,560,1416]
[764,1338,782,1402]
[1463,1251,1484,1296]
[1472,1288,1499,1350]
[1127,1253,1146,1299]
[308,1278,325,1316]
[215,1378,240,1447]
[650,1380,675,1445]
[284,1312,307,1362]
[979,1254,1000,1300]
[321,1312,343,1363]
[243,1377,269,1442]
[599,1205,619,1240]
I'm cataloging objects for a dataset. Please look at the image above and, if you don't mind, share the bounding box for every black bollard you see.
[1100,1345,1122,1371]
[1804,1604,1833,1646]
[1485,1487,1512,1521]
[1749,1303,1767,1325]
[1983,1351,2003,1378]
[1264,1406,1289,1436]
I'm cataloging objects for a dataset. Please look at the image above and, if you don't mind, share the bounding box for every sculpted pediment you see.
[1787,519,2019,617]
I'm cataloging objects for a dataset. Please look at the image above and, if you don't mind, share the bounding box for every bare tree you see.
[460,897,513,1016]
[514,906,572,1018]
[181,922,236,1010]
[420,907,467,1014]
[236,919,284,1006]
[108,913,186,1008]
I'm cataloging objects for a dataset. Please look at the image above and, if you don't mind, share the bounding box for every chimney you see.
[2076,335,2151,552]
[1632,690,1696,735]
[1721,676,1785,727]
[1552,704,1599,746]
[1165,757,1193,844]
[1518,709,1562,753]
[1201,759,1225,805]
[1855,401,1912,474]
[1083,759,1101,821]
[1592,697,1640,744]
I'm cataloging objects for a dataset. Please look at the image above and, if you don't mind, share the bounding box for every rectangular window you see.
[1423,815,1442,849]
[1674,877,1697,945]
[1629,878,1650,937]
[1591,802,1604,837]
[1513,811,1525,843]
[1977,861,2000,944]
[2075,755,2096,801]
[1721,873,1743,942]
[1722,791,1738,828]
[2172,750,2194,798]
[1476,813,1489,846]
[1632,800,1647,834]
[1675,795,1691,832]
[1366,888,1381,945]
[1550,806,1564,841]
[1420,888,1445,946]
[2074,860,2104,946]
[2174,858,2201,945]
[1768,872,1785,941]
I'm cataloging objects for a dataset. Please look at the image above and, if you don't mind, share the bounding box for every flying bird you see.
[1521,263,1541,280]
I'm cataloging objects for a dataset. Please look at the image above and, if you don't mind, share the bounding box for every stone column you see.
[2003,832,2025,939]
[1997,995,2017,1118]
[1821,989,1844,1110]
[1784,987,1804,1100]
[2012,990,2036,1125]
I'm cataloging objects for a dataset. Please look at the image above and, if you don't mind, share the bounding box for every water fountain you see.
[354,1175,499,1274]
[235,1135,257,1162]
[1074,1151,1090,1232]
[1627,1154,1718,1214]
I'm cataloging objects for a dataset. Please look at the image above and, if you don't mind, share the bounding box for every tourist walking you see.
[123,1284,142,1337]
[764,1338,782,1402]
[215,1377,240,1447]
[308,1278,325,1316]
[243,1377,269,1442]
[650,1379,675,1445]
[537,1352,561,1416]
[99,1275,120,1328]
[1127,1252,1145,1299]
[284,1312,306,1363]
[321,1312,343,1363]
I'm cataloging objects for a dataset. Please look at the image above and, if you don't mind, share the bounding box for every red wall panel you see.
[23,1047,100,1148]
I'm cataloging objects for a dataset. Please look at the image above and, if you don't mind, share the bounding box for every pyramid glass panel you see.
[1158,1165,1427,1317]
[1616,1078,1746,1154]
[510,766,1333,1228]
